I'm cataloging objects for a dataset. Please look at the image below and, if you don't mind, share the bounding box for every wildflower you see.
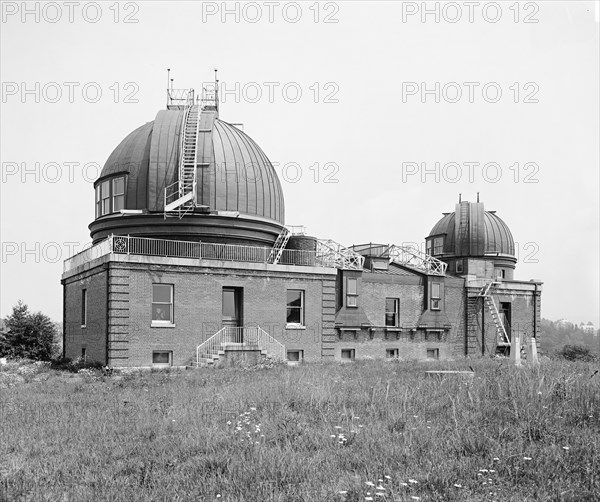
[335,426,342,429]
[250,407,256,411]
[523,457,532,461]
[562,446,569,450]
[489,470,496,473]
[226,421,231,425]
[365,498,373,501]
[376,485,385,490]
[408,479,418,484]
[492,457,500,461]
[339,491,348,495]
[454,483,462,488]
[330,435,336,438]
[411,497,420,501]
[384,475,391,480]
[400,483,408,487]
[365,482,375,487]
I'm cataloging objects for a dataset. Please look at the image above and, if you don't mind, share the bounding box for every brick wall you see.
[88,260,336,367]
[63,264,107,364]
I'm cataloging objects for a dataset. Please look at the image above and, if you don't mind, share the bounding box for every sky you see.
[1,1,599,325]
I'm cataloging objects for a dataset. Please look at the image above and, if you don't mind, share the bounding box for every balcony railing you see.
[63,235,331,273]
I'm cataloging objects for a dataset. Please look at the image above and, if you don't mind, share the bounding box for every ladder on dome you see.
[478,281,510,350]
[267,227,291,265]
[164,90,201,219]
[457,202,469,252]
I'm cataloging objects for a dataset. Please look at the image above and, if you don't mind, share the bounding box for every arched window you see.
[95,175,126,218]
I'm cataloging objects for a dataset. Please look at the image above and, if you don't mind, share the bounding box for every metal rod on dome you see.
[477,192,480,202]
[166,68,171,107]
[459,193,462,203]
[214,68,219,113]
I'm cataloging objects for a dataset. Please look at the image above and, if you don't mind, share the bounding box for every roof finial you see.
[477,192,480,203]
[459,193,462,203]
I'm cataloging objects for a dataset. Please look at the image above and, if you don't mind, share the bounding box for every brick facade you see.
[62,254,541,367]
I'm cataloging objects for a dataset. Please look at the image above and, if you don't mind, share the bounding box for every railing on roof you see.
[386,244,446,275]
[62,237,113,273]
[167,88,195,110]
[351,243,446,276]
[63,235,327,273]
[316,239,364,271]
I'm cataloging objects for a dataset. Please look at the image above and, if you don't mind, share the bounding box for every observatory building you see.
[61,84,542,367]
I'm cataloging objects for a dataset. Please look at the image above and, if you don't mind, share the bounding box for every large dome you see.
[89,107,285,245]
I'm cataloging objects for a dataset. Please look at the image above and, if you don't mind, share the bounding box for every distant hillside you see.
[540,318,600,355]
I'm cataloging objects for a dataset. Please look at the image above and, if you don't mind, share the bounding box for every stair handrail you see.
[478,281,510,344]
[257,327,287,361]
[196,327,226,366]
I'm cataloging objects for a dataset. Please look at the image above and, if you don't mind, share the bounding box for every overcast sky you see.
[1,1,598,325]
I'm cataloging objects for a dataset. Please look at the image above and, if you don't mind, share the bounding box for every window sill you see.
[151,322,176,328]
[384,327,402,331]
[286,324,306,330]
[81,325,86,329]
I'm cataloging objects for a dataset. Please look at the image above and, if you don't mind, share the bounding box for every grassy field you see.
[1,358,599,502]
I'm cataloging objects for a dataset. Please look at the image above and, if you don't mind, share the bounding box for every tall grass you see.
[1,359,598,501]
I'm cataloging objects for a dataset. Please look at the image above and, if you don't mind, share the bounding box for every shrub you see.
[558,344,597,362]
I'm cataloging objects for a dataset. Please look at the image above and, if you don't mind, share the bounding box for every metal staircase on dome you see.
[267,227,292,265]
[478,281,510,349]
[163,72,219,219]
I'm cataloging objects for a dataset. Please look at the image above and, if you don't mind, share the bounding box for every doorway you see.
[499,302,511,342]
[222,287,243,342]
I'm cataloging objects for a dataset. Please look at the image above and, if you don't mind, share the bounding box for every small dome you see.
[427,201,515,257]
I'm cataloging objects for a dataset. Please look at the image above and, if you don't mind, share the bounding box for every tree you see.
[0,300,58,360]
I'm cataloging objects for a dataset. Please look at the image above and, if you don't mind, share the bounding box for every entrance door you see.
[222,287,243,342]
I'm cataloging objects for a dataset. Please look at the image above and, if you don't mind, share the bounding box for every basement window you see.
[152,351,172,367]
[341,349,355,361]
[427,348,439,360]
[386,348,399,359]
[287,350,303,363]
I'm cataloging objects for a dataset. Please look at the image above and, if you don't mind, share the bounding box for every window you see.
[152,351,172,367]
[427,348,439,360]
[95,176,126,217]
[101,180,111,215]
[426,239,433,256]
[496,269,506,279]
[81,289,87,327]
[287,350,303,363]
[81,348,87,361]
[341,349,355,361]
[346,277,358,307]
[431,283,441,310]
[286,290,304,325]
[433,237,444,255]
[152,284,174,323]
[112,177,125,212]
[386,348,399,358]
[385,298,399,327]
[455,260,464,274]
[95,185,101,218]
